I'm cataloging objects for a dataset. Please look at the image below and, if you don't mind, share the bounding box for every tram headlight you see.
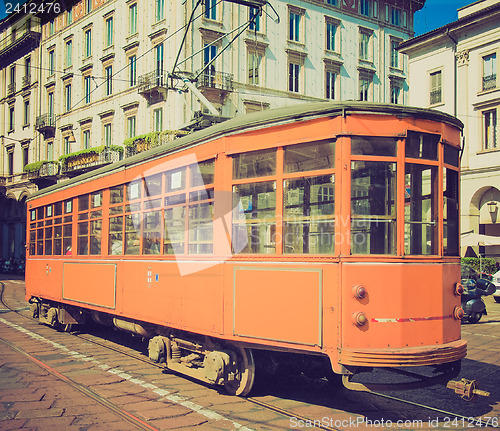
[352,312,367,327]
[454,307,464,320]
[454,283,464,296]
[352,284,367,300]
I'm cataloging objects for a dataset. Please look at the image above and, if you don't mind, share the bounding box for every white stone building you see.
[398,0,500,262]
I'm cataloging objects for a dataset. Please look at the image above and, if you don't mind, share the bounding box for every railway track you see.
[0,280,497,430]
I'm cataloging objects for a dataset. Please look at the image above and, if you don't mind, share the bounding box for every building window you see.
[359,30,372,61]
[105,17,113,47]
[156,0,164,21]
[326,21,337,51]
[359,74,371,101]
[64,136,71,154]
[204,0,216,20]
[390,81,401,104]
[64,84,72,112]
[85,29,92,57]
[85,0,92,14]
[84,75,91,104]
[25,56,31,77]
[67,9,73,25]
[359,0,371,16]
[248,51,262,85]
[83,130,91,149]
[8,151,14,175]
[129,4,137,35]
[48,49,55,75]
[289,62,300,92]
[390,39,400,68]
[105,65,113,96]
[48,92,54,117]
[49,19,55,36]
[202,43,217,85]
[326,70,336,99]
[24,99,30,125]
[326,0,337,5]
[47,141,54,159]
[483,53,497,91]
[289,10,301,42]
[483,109,497,150]
[65,40,72,67]
[23,146,29,168]
[129,55,137,86]
[154,108,163,132]
[155,43,164,82]
[9,106,14,131]
[249,7,260,31]
[430,70,442,105]
[127,116,136,138]
[104,123,112,147]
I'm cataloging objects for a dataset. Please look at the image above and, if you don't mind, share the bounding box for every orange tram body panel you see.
[26,102,466,396]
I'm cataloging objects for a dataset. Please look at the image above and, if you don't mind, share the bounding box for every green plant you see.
[59,145,123,167]
[461,257,497,274]
[24,160,48,173]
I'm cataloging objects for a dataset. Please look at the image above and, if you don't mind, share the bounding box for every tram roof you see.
[29,101,463,201]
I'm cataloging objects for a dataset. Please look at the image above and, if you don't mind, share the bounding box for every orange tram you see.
[26,102,467,396]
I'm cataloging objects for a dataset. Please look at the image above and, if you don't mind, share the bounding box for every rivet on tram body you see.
[454,307,464,320]
[352,312,367,326]
[455,283,464,296]
[352,284,366,299]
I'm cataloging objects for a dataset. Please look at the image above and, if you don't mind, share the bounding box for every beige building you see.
[399,0,500,262]
[1,0,425,260]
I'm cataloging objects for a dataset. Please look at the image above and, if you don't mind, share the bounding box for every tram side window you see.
[233,181,276,254]
[284,140,335,173]
[143,210,161,254]
[443,168,459,256]
[406,131,439,160]
[284,175,335,254]
[351,161,396,254]
[351,137,398,157]
[125,213,141,255]
[233,149,276,179]
[404,164,438,255]
[77,192,102,255]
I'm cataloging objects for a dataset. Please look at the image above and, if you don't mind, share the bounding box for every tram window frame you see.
[282,140,336,255]
[77,191,103,256]
[350,159,397,255]
[443,163,459,256]
[163,160,215,255]
[404,163,439,256]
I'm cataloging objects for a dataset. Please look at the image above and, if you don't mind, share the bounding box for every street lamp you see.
[488,201,498,214]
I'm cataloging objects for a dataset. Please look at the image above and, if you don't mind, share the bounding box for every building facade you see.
[399,0,500,262]
[0,12,41,261]
[0,0,424,261]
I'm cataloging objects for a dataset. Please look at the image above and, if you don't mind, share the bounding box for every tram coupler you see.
[446,378,490,401]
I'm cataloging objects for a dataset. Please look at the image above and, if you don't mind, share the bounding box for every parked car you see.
[492,270,500,303]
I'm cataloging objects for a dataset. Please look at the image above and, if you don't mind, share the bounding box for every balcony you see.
[124,130,189,158]
[25,161,60,188]
[483,74,497,91]
[7,82,16,96]
[430,89,442,105]
[60,146,123,176]
[196,70,233,92]
[137,71,168,100]
[22,74,31,88]
[35,114,56,137]
[0,18,41,64]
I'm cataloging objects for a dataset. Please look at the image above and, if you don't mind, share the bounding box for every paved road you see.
[1,275,499,430]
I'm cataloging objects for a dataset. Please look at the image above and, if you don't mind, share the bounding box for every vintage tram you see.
[26,102,466,396]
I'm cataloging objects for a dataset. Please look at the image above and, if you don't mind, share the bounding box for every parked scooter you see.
[461,278,495,324]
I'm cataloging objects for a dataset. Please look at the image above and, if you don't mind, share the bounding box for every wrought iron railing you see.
[195,70,233,91]
[22,74,31,88]
[137,71,169,93]
[27,161,60,180]
[35,114,56,130]
[483,74,496,91]
[61,149,122,173]
[430,89,442,105]
[7,82,16,95]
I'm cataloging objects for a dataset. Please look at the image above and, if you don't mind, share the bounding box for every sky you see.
[0,0,476,37]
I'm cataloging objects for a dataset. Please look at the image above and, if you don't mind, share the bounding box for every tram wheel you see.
[224,347,255,396]
[468,313,482,324]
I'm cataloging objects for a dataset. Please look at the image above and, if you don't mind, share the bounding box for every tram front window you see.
[351,161,396,254]
[283,175,335,254]
[404,164,438,255]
